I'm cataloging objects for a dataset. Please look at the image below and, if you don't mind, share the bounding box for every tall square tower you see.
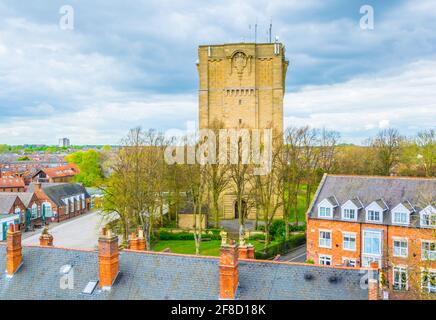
[197,42,288,135]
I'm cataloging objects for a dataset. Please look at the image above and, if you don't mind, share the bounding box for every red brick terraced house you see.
[32,164,80,183]
[28,182,91,222]
[306,174,436,300]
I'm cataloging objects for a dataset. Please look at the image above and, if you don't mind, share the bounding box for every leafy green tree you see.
[65,150,104,186]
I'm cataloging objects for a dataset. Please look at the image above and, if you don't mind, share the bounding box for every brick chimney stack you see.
[39,227,53,246]
[6,224,23,277]
[98,228,119,290]
[219,240,239,300]
[368,261,380,300]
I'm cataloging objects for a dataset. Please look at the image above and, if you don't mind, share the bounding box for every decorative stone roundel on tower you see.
[231,52,248,79]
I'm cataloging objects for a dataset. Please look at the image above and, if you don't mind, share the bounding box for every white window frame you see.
[365,201,385,223]
[393,238,408,258]
[421,269,436,294]
[421,240,436,261]
[319,230,332,248]
[343,208,356,220]
[367,210,381,222]
[343,232,356,251]
[341,200,360,221]
[391,203,411,226]
[317,199,334,218]
[393,266,408,291]
[319,255,332,266]
[420,205,436,228]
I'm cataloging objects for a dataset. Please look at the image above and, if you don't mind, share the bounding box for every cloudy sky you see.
[0,0,435,145]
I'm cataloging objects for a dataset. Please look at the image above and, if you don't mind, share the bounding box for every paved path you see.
[22,211,106,250]
[278,244,307,262]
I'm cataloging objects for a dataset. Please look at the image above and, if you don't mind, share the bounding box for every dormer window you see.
[317,197,338,219]
[341,198,362,221]
[391,202,413,226]
[365,199,388,223]
[420,205,435,228]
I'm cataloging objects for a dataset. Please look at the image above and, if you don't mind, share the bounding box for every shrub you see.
[255,233,306,260]
[248,233,266,241]
[157,229,222,241]
[269,219,286,241]
[305,259,315,264]
[289,224,306,232]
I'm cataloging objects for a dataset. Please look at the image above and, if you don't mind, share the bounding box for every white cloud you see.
[284,59,436,143]
[378,120,390,129]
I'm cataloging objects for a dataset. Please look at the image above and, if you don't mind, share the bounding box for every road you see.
[22,211,106,250]
[278,244,307,262]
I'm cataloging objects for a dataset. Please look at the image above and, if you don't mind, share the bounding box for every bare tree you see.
[183,137,208,255]
[102,127,164,250]
[249,136,283,248]
[416,129,435,177]
[371,128,403,176]
[228,128,252,229]
[203,120,231,228]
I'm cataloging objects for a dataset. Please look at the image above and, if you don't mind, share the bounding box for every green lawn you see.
[152,239,279,256]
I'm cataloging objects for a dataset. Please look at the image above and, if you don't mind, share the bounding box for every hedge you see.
[254,233,306,260]
[158,230,222,241]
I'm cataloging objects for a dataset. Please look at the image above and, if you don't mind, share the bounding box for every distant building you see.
[28,182,91,222]
[32,164,80,183]
[0,175,25,192]
[58,138,70,147]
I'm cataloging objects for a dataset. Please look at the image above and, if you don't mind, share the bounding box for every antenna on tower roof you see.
[269,18,272,43]
[254,19,258,43]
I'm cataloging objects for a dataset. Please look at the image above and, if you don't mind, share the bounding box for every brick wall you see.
[307,217,436,299]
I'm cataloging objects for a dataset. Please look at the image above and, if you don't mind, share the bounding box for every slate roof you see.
[0,194,18,214]
[0,192,35,207]
[0,245,368,300]
[308,174,436,227]
[348,197,363,209]
[28,183,90,207]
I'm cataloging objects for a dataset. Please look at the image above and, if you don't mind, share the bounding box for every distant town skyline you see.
[0,0,435,145]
